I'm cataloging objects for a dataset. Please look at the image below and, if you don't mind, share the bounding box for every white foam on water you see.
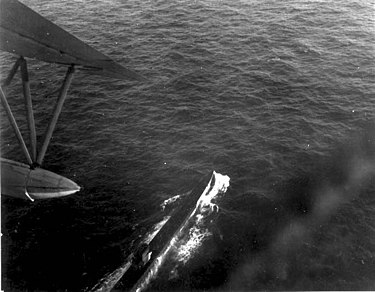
[174,222,211,264]
[160,194,181,211]
[89,172,230,292]
[173,171,230,264]
[131,171,230,292]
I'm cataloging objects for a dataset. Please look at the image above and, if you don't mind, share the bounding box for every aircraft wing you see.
[0,0,145,81]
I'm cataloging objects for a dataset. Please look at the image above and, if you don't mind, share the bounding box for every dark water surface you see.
[1,0,375,291]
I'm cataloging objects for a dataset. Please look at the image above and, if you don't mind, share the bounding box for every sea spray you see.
[88,171,230,292]
[173,171,230,265]
[131,171,230,292]
[160,194,182,211]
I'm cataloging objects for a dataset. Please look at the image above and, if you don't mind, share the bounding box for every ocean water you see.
[1,0,375,291]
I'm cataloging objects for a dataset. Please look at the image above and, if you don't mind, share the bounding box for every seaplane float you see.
[0,0,145,201]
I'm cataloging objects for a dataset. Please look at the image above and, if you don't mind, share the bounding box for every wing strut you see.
[20,57,37,161]
[37,65,75,165]
[1,58,75,167]
[2,57,22,87]
[0,85,33,165]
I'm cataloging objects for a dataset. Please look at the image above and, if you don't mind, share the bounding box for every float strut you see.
[37,65,75,165]
[0,86,33,165]
[20,57,37,161]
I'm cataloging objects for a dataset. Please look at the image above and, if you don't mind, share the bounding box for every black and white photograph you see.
[1,0,374,291]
